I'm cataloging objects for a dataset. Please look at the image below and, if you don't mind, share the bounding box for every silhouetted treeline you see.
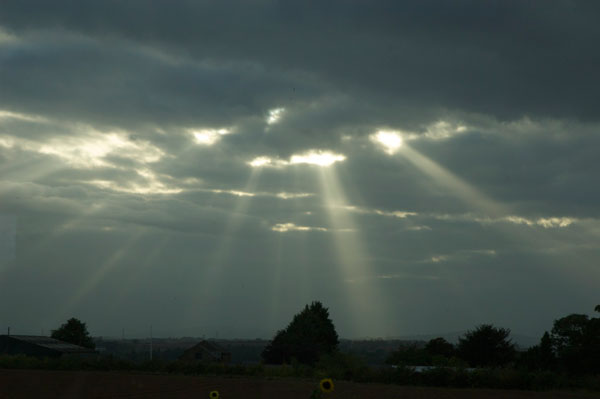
[385,305,600,377]
[2,304,598,392]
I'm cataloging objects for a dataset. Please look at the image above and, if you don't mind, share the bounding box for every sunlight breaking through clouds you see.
[431,213,578,228]
[370,130,403,155]
[39,134,162,167]
[492,215,577,228]
[424,248,498,264]
[2,1,599,342]
[0,130,164,169]
[344,205,418,219]
[248,156,288,168]
[197,188,314,199]
[209,188,255,197]
[266,107,285,125]
[189,128,231,145]
[420,121,467,140]
[407,225,432,231]
[271,223,328,232]
[369,122,469,150]
[275,192,314,199]
[87,169,182,195]
[0,109,48,123]
[316,166,391,336]
[271,222,355,233]
[290,150,346,166]
[248,150,346,168]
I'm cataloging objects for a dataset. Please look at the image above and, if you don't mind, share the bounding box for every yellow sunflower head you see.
[209,390,219,399]
[319,378,334,393]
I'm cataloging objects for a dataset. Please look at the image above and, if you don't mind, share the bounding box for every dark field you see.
[1,370,598,399]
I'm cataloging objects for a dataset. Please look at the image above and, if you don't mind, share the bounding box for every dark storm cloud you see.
[1,1,600,339]
[2,0,600,123]
[0,31,323,129]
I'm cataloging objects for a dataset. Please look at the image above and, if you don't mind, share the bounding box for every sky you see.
[1,1,599,340]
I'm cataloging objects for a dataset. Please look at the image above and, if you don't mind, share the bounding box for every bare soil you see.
[0,369,597,399]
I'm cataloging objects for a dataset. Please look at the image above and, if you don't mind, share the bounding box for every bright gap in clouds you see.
[370,130,403,155]
[249,156,279,168]
[4,131,165,169]
[290,150,346,166]
[271,223,327,232]
[190,128,231,145]
[248,150,346,168]
[267,108,285,125]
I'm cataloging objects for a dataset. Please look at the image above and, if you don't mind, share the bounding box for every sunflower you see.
[209,390,219,399]
[319,378,334,393]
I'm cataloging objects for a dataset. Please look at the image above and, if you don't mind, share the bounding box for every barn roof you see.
[1,335,96,353]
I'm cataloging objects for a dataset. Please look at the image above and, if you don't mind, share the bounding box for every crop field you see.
[0,370,597,399]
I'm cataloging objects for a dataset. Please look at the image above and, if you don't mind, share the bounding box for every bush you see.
[315,352,371,382]
[420,367,453,386]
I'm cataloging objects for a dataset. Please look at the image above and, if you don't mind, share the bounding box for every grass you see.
[0,353,598,393]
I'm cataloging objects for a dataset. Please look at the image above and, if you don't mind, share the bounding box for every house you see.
[0,335,97,358]
[179,340,231,363]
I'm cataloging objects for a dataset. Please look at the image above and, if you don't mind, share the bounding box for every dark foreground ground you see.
[1,369,598,399]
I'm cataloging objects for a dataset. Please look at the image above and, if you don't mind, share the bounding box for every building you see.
[0,335,97,358]
[179,340,231,363]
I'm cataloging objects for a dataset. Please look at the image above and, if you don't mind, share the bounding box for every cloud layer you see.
[1,1,599,339]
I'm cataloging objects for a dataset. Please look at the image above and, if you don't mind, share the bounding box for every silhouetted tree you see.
[457,324,515,367]
[51,317,96,349]
[551,309,600,374]
[519,331,556,371]
[262,301,338,365]
[551,314,588,349]
[425,337,455,358]
[538,331,556,369]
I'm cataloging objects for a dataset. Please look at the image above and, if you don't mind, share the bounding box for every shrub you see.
[315,352,371,382]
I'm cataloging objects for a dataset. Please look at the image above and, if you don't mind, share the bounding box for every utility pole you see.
[7,327,10,336]
[150,325,153,361]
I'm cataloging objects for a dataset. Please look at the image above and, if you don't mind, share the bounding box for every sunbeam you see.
[396,143,576,254]
[379,139,592,327]
[267,167,314,331]
[317,166,390,337]
[25,203,107,257]
[185,168,263,322]
[399,144,508,217]
[58,231,146,321]
[111,234,172,310]
[0,156,68,186]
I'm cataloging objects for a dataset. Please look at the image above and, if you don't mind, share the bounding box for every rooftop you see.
[1,335,96,354]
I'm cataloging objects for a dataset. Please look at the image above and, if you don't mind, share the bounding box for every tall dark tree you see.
[538,331,556,370]
[551,309,600,374]
[262,301,338,365]
[551,314,588,350]
[425,337,455,358]
[457,324,515,367]
[520,331,556,371]
[51,317,96,349]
